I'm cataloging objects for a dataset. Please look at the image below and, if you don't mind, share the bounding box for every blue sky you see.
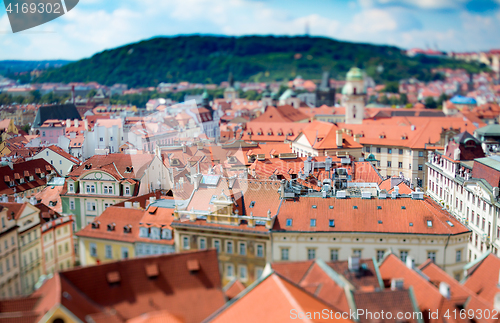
[0,0,499,60]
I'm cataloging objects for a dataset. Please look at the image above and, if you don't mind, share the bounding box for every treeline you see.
[33,35,488,87]
[0,91,70,106]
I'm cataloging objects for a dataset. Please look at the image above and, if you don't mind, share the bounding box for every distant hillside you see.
[33,35,486,87]
[0,60,72,75]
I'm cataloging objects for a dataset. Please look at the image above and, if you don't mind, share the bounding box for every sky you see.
[0,0,499,60]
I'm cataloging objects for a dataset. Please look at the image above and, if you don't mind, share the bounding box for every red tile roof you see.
[252,105,309,123]
[209,273,353,323]
[273,196,469,235]
[463,253,500,308]
[0,159,57,196]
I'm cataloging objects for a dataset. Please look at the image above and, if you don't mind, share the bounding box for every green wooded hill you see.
[33,35,486,87]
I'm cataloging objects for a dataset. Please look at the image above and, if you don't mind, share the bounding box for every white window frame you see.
[213,239,221,253]
[238,242,246,255]
[238,265,248,282]
[226,263,234,278]
[199,237,207,250]
[281,248,289,260]
[121,247,129,259]
[256,244,264,258]
[225,240,233,254]
[182,236,190,250]
[90,243,97,257]
[105,245,112,259]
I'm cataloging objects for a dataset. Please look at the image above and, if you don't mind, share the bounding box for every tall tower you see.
[342,67,365,125]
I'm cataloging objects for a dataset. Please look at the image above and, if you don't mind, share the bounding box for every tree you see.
[384,81,399,93]
[86,89,97,98]
[379,95,389,105]
[399,93,408,105]
[424,97,437,109]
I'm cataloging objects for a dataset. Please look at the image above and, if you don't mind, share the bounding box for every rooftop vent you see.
[187,259,200,273]
[379,190,387,199]
[107,271,121,284]
[336,191,347,199]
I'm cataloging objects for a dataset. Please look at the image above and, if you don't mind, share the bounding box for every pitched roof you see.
[353,289,420,323]
[252,105,309,123]
[209,273,353,323]
[0,159,57,196]
[35,250,225,323]
[33,104,81,128]
[463,253,500,307]
[68,154,154,181]
[273,196,469,235]
[38,145,80,164]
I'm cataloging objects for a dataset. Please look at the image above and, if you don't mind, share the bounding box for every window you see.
[125,186,130,195]
[161,229,172,240]
[427,251,436,262]
[100,137,104,142]
[213,239,221,253]
[329,219,335,227]
[330,249,339,261]
[68,183,74,192]
[387,161,392,167]
[456,250,462,262]
[400,251,408,262]
[256,244,264,257]
[307,248,316,260]
[281,248,289,260]
[427,220,433,227]
[110,136,113,141]
[199,238,207,250]
[353,249,362,257]
[86,185,95,193]
[12,255,16,267]
[418,151,424,157]
[70,200,75,210]
[286,219,292,226]
[310,219,316,227]
[366,147,371,153]
[398,162,403,168]
[90,243,97,257]
[388,148,392,154]
[226,241,233,254]
[239,242,246,255]
[418,164,423,171]
[226,264,234,278]
[121,247,128,259]
[376,147,381,153]
[1,218,4,228]
[87,202,96,211]
[377,250,385,261]
[399,149,403,155]
[105,245,112,259]
[239,265,248,281]
[182,236,190,250]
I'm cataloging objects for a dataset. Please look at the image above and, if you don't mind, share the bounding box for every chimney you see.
[348,256,360,271]
[495,293,500,311]
[74,119,79,128]
[124,201,132,208]
[406,256,414,269]
[29,196,37,205]
[66,119,71,128]
[439,282,451,299]
[354,134,361,143]
[182,144,186,153]
[193,173,203,190]
[280,179,286,199]
[336,130,343,148]
[84,119,89,130]
[391,278,404,290]
[133,202,140,209]
[2,194,8,203]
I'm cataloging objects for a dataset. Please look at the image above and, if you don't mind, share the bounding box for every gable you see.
[294,133,313,149]
[80,171,116,181]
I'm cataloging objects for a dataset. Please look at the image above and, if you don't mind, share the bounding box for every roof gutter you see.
[442,233,451,271]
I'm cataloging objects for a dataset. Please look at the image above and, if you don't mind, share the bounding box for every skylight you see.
[329,206,334,209]
[401,206,406,209]
[312,205,317,209]
[409,222,413,226]
[286,218,292,226]
[378,220,383,224]
[377,206,382,210]
[353,206,358,209]
[446,220,454,227]
[249,201,256,208]
[427,220,433,227]
[310,219,316,227]
[329,219,335,227]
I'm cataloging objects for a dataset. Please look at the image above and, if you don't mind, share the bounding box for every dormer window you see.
[123,225,132,233]
[29,176,33,181]
[162,228,172,240]
[68,183,74,193]
[91,221,100,229]
[125,166,134,173]
[139,227,149,238]
[107,223,116,231]
[125,186,130,195]
[150,227,160,240]
[19,178,24,184]
[379,133,386,139]
[40,173,45,178]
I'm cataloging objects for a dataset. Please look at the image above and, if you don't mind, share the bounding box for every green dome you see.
[346,67,364,81]
[202,90,209,99]
[365,153,376,161]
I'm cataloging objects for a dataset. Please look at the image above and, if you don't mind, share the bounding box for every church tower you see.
[342,67,365,124]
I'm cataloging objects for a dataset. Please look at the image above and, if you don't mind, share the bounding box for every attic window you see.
[401,206,406,210]
[310,219,316,227]
[249,201,256,208]
[187,259,200,273]
[409,222,413,227]
[125,166,134,173]
[277,131,283,136]
[247,131,252,135]
[377,206,382,210]
[329,206,333,209]
[378,220,383,224]
[286,218,293,226]
[107,271,120,284]
[329,219,335,227]
[446,220,454,227]
[84,164,92,170]
[379,134,386,139]
[107,223,116,231]
[427,220,433,227]
[91,221,100,229]
[353,206,358,209]
[312,205,317,209]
